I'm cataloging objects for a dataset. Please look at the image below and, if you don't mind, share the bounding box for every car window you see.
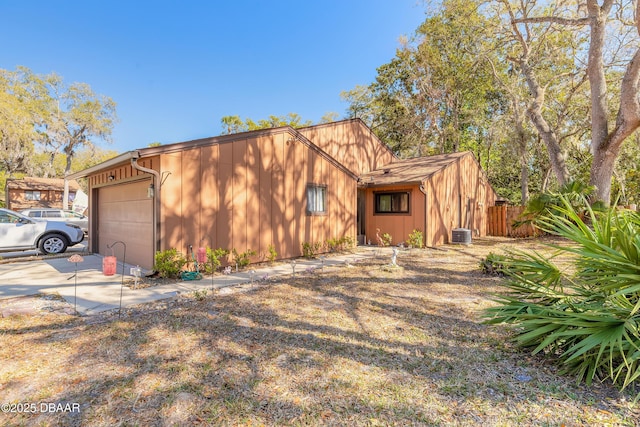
[26,211,41,217]
[44,211,62,218]
[0,212,20,223]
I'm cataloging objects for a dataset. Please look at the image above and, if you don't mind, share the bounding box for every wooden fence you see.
[487,205,537,238]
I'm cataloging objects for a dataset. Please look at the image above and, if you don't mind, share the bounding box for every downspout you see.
[131,153,161,256]
[419,182,428,248]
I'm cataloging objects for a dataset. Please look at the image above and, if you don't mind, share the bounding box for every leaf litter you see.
[0,236,638,426]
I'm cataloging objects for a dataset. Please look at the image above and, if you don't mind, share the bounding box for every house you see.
[68,119,496,269]
[358,152,497,247]
[5,177,81,211]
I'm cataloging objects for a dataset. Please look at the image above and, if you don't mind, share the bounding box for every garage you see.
[96,179,154,269]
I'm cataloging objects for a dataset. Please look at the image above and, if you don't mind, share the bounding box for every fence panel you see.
[487,205,537,238]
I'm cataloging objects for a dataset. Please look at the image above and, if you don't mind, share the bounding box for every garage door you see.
[97,179,154,269]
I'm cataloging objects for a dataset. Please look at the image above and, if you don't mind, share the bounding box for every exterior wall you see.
[7,188,67,211]
[363,185,426,247]
[362,153,497,248]
[160,130,357,263]
[298,119,395,176]
[423,153,496,246]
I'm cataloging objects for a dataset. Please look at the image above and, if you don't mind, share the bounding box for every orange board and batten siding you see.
[422,153,495,246]
[363,152,496,247]
[160,130,357,263]
[362,185,426,246]
[298,119,396,176]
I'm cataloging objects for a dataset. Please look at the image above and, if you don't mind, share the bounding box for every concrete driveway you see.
[0,247,380,316]
[0,254,180,315]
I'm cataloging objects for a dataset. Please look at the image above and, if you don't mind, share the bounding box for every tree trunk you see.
[587,0,640,204]
[521,62,571,187]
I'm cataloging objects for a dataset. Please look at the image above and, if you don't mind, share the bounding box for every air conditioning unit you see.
[452,228,472,244]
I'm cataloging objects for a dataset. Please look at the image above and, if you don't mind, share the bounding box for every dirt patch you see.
[0,294,75,317]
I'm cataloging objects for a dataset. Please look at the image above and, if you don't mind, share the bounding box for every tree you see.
[0,66,117,208]
[0,67,45,177]
[219,113,312,135]
[43,76,116,207]
[504,0,640,204]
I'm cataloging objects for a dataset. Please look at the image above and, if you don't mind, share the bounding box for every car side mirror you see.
[18,217,33,224]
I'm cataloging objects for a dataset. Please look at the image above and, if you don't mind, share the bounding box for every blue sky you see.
[1,1,426,153]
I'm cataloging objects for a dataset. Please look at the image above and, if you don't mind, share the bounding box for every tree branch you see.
[513,16,590,26]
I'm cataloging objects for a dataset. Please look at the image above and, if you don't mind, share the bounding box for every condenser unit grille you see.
[452,228,472,244]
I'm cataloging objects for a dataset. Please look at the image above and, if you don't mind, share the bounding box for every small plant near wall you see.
[232,248,256,269]
[302,241,323,258]
[327,236,356,252]
[201,247,229,274]
[154,248,187,278]
[266,244,278,263]
[381,233,393,246]
[407,229,424,249]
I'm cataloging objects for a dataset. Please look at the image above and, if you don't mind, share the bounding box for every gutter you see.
[419,182,428,248]
[131,152,161,255]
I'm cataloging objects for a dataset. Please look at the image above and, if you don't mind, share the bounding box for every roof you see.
[359,151,472,187]
[6,177,80,191]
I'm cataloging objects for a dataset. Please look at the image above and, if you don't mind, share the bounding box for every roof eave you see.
[66,151,137,180]
[358,180,424,189]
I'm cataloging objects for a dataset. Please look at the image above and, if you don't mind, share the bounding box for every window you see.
[375,191,410,214]
[25,191,41,201]
[307,184,327,215]
[0,212,20,223]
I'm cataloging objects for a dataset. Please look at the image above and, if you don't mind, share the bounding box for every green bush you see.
[266,244,277,263]
[302,241,323,258]
[154,248,187,278]
[407,229,424,248]
[479,252,506,276]
[326,236,355,252]
[201,247,229,274]
[381,233,393,246]
[484,195,640,399]
[232,248,256,269]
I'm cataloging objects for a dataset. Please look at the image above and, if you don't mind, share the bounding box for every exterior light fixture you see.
[147,183,155,198]
[108,174,115,181]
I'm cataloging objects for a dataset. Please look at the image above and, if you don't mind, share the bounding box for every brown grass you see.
[1,237,638,426]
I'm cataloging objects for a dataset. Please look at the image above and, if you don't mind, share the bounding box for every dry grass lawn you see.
[1,237,639,426]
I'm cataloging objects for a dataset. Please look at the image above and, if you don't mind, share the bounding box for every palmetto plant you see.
[485,195,640,398]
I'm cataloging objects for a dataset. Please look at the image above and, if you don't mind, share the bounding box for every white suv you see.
[20,208,88,234]
[0,208,84,255]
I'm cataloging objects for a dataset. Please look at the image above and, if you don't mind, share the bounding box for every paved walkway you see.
[0,247,388,316]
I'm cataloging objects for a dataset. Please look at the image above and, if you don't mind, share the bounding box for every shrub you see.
[484,195,640,399]
[154,248,187,278]
[515,180,606,230]
[201,247,229,274]
[479,252,506,276]
[232,248,256,269]
[381,233,393,246]
[266,244,277,263]
[326,236,354,252]
[302,241,323,258]
[407,229,424,248]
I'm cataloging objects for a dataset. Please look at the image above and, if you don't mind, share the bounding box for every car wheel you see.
[39,234,69,254]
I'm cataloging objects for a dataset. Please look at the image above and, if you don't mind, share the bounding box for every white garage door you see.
[97,179,154,269]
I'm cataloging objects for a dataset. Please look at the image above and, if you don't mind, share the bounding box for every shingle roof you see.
[359,151,471,186]
[6,177,80,191]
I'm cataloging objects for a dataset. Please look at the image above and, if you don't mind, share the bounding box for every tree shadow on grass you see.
[1,250,637,426]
